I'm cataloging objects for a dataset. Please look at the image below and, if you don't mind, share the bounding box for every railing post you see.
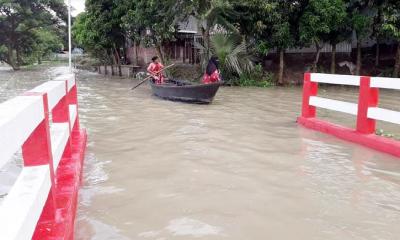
[301,72,319,118]
[68,78,80,131]
[52,80,71,129]
[356,76,379,134]
[21,92,57,219]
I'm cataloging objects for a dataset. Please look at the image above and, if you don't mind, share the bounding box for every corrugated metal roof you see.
[178,16,199,34]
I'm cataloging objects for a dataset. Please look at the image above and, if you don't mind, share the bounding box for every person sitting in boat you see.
[147,56,165,84]
[202,56,221,84]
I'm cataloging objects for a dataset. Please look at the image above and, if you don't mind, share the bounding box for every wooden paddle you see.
[131,64,175,90]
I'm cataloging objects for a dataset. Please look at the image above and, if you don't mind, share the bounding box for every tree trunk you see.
[113,47,122,77]
[201,26,211,65]
[38,57,42,65]
[375,39,380,67]
[110,50,116,76]
[278,49,285,85]
[356,39,362,75]
[16,47,22,66]
[7,46,20,71]
[393,43,400,78]
[103,50,108,75]
[133,41,139,66]
[331,43,336,74]
[135,42,140,66]
[313,42,321,72]
[155,44,165,64]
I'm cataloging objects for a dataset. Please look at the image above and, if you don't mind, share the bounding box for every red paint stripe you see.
[32,129,87,239]
[298,117,400,158]
[356,76,379,134]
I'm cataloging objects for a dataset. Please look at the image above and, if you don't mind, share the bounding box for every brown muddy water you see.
[1,65,400,240]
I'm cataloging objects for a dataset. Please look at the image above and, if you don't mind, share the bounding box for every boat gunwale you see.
[149,80,221,89]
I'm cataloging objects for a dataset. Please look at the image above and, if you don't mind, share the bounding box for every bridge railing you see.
[298,73,400,158]
[0,73,79,239]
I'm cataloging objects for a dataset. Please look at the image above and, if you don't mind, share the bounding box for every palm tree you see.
[193,0,238,62]
[196,33,253,82]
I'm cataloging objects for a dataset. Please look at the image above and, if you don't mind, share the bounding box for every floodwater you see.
[1,65,400,240]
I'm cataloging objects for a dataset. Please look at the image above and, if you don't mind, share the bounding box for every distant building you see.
[126,16,390,65]
[126,16,202,66]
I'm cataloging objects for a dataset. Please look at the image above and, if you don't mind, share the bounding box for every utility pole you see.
[68,0,72,72]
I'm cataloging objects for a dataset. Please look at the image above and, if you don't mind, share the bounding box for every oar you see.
[131,64,175,90]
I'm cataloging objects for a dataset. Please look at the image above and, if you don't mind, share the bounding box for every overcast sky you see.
[65,0,85,16]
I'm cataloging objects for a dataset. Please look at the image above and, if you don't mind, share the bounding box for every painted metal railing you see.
[298,73,400,158]
[0,73,87,239]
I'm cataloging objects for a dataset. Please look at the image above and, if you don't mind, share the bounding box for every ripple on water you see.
[1,66,400,240]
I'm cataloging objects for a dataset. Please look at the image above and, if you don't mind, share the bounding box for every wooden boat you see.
[149,79,221,104]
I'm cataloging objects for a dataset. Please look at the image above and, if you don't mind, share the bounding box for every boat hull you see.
[149,80,221,104]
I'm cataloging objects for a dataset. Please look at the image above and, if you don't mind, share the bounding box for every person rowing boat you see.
[147,56,165,84]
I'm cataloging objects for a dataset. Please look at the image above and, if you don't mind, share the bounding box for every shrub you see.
[233,64,274,87]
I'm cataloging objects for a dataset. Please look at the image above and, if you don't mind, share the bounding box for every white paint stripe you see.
[68,75,76,92]
[28,81,66,110]
[54,73,75,91]
[310,73,360,86]
[370,77,400,90]
[50,123,70,171]
[69,104,77,128]
[0,165,51,240]
[309,96,358,115]
[368,107,400,125]
[0,96,44,169]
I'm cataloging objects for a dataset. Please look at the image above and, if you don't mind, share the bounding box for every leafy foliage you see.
[70,0,400,83]
[236,64,274,87]
[299,0,347,71]
[0,0,67,69]
[31,29,63,64]
[196,33,253,80]
[382,0,400,77]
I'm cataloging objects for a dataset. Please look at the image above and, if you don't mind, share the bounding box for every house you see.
[126,16,202,66]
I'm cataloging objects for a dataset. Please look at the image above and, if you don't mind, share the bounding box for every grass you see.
[376,129,400,140]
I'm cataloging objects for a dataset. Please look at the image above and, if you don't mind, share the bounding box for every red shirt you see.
[147,62,165,84]
[147,62,164,74]
[202,70,220,84]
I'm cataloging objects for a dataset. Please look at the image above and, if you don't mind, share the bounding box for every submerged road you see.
[1,66,400,239]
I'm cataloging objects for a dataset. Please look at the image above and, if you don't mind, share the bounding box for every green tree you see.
[348,0,374,75]
[0,0,67,70]
[197,33,253,81]
[259,0,307,84]
[382,0,400,77]
[121,1,142,65]
[123,0,183,63]
[235,0,309,84]
[300,0,347,72]
[32,28,63,64]
[73,0,126,75]
[192,0,238,66]
[73,12,111,73]
[324,17,352,73]
[371,0,386,67]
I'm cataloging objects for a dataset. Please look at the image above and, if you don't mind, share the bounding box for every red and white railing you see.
[0,73,87,239]
[298,73,400,157]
